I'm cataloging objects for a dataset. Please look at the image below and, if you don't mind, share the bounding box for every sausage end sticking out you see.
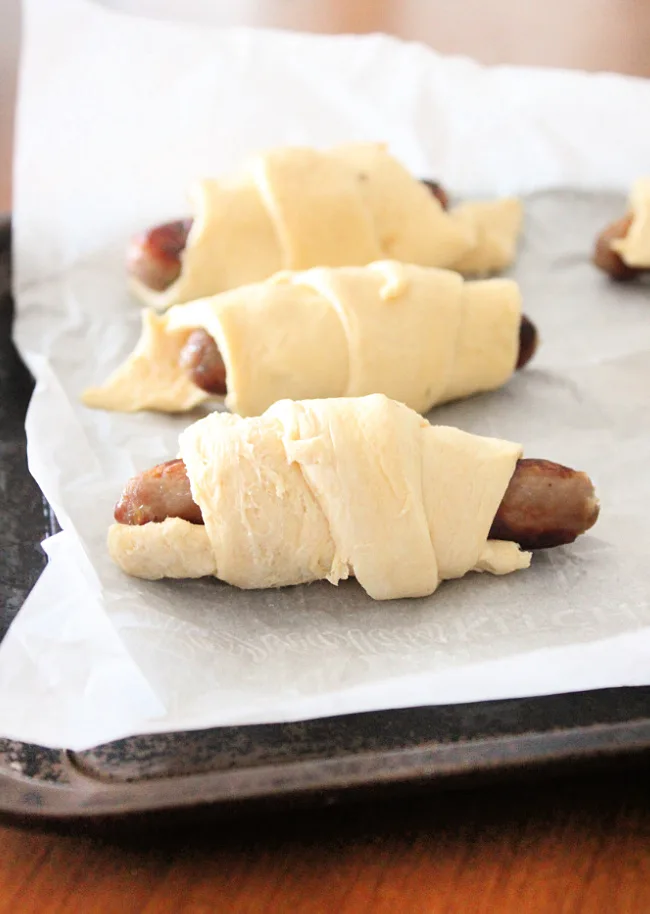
[593,214,638,281]
[115,456,599,552]
[180,329,228,396]
[114,459,202,526]
[127,218,192,292]
[489,458,599,550]
[517,315,538,370]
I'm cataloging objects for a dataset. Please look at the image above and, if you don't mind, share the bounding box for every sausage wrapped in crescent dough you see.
[109,394,536,600]
[83,261,526,418]
[594,178,650,279]
[128,143,523,310]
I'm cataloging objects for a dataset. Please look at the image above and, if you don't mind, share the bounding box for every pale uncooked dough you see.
[108,394,531,600]
[83,260,522,418]
[610,177,650,268]
[449,199,524,275]
[131,143,523,309]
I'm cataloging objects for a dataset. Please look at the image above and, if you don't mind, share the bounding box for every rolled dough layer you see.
[449,199,523,275]
[108,394,531,600]
[611,177,650,268]
[84,260,522,418]
[131,143,523,309]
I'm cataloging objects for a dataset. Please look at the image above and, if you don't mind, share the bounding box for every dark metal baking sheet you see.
[1,220,649,828]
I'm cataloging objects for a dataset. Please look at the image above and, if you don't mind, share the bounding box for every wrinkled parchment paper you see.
[3,0,650,751]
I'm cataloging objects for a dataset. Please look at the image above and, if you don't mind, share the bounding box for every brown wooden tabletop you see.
[0,765,648,913]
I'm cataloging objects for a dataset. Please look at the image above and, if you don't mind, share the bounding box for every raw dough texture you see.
[84,261,522,418]
[108,394,531,600]
[130,143,523,309]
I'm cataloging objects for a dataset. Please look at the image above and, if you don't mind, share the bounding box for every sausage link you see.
[127,218,192,291]
[516,314,538,370]
[179,329,228,395]
[115,456,599,551]
[593,214,640,281]
[127,179,450,292]
[489,458,599,550]
[113,459,202,526]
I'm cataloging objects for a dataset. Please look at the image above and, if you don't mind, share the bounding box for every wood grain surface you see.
[1,766,649,913]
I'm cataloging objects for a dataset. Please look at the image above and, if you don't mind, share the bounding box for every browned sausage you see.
[178,312,538,398]
[488,458,599,550]
[127,218,192,292]
[113,458,202,526]
[516,314,538,370]
[127,179,450,292]
[114,456,599,551]
[593,214,640,281]
[179,329,228,395]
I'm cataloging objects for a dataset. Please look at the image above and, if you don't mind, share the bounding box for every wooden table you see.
[1,765,648,913]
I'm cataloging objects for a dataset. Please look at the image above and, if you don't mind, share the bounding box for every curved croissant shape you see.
[84,260,523,418]
[129,143,523,310]
[108,394,532,600]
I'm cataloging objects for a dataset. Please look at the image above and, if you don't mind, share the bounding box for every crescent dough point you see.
[130,143,520,310]
[108,518,217,580]
[81,310,210,413]
[110,394,531,600]
[84,262,522,418]
[449,198,524,275]
[610,177,650,268]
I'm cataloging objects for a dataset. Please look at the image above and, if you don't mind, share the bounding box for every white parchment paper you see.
[3,0,650,751]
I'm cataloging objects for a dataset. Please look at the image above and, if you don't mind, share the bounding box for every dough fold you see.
[84,261,522,418]
[610,177,650,268]
[449,199,523,275]
[130,143,522,309]
[108,394,530,600]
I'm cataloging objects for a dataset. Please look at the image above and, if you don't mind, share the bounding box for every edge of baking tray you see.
[2,216,649,830]
[1,689,650,827]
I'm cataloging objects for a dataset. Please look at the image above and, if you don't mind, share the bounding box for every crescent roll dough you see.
[131,143,523,310]
[108,394,531,600]
[83,260,522,418]
[610,177,650,268]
